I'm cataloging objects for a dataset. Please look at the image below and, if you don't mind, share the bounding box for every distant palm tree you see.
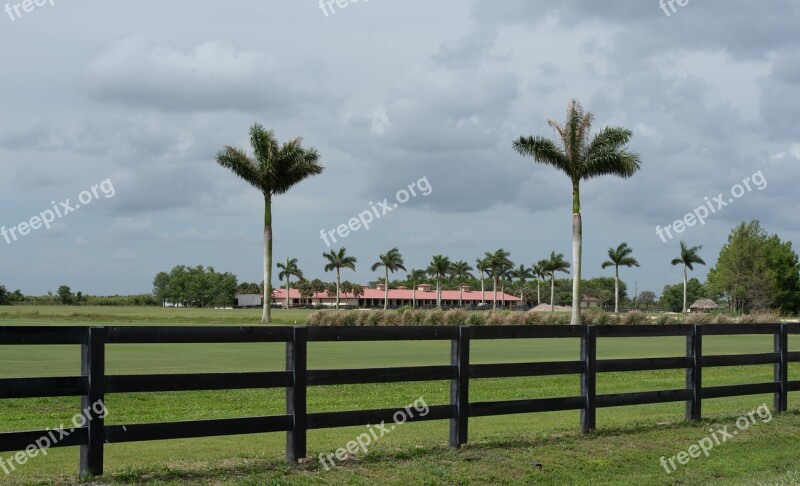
[533,260,548,306]
[352,284,364,304]
[485,249,513,310]
[298,279,313,307]
[510,264,535,302]
[514,100,641,324]
[276,257,304,310]
[406,269,428,308]
[427,255,452,309]
[323,248,357,309]
[475,257,490,304]
[216,123,323,323]
[371,248,406,310]
[671,241,706,313]
[601,243,640,314]
[541,252,570,312]
[450,260,475,307]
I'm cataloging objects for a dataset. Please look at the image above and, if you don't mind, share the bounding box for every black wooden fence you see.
[0,323,798,479]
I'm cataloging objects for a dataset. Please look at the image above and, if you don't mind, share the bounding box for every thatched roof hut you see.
[690,298,719,312]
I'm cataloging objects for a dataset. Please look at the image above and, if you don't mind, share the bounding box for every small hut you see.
[690,298,719,313]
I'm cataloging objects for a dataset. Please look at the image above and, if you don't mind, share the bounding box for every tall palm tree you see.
[323,248,357,309]
[216,123,323,323]
[371,248,406,310]
[406,269,428,308]
[427,255,451,309]
[671,241,706,313]
[485,249,513,310]
[541,252,570,312]
[510,264,535,302]
[513,100,641,324]
[601,243,640,314]
[475,257,490,304]
[450,260,475,308]
[533,260,548,306]
[276,257,304,310]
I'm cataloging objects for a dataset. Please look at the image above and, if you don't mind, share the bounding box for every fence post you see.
[79,327,106,479]
[449,326,470,448]
[581,325,596,432]
[286,326,307,462]
[774,323,788,412]
[686,324,703,421]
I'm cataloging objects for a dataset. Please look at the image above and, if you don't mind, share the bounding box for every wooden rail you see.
[0,323,797,479]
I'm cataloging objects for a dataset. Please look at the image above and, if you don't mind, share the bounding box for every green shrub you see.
[621,310,649,325]
[426,309,445,326]
[595,311,618,325]
[524,311,544,325]
[466,312,486,326]
[401,309,426,326]
[486,311,508,326]
[444,309,468,326]
[654,313,676,325]
[686,312,711,325]
[740,311,782,324]
[339,312,358,327]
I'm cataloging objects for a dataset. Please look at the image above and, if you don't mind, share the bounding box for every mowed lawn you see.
[1,307,800,485]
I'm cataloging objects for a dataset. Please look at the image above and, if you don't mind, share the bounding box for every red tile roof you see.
[270,287,521,302]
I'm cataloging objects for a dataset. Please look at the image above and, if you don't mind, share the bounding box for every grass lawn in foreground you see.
[1,307,799,484]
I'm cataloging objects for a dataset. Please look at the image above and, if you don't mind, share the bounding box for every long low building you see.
[266,284,522,308]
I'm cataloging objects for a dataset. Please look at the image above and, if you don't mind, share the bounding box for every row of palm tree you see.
[216,102,704,324]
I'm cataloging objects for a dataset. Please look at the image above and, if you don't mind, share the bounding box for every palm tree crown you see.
[323,248,357,310]
[513,100,641,324]
[510,264,535,302]
[450,260,475,308]
[371,248,406,310]
[216,123,323,323]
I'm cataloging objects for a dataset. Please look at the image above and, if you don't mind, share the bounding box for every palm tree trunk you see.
[286,276,290,310]
[413,288,416,308]
[550,277,555,312]
[682,265,688,313]
[480,272,485,304]
[537,278,541,305]
[384,269,389,310]
[459,286,463,308]
[493,277,498,310]
[614,267,619,314]
[336,269,341,310]
[571,208,582,325]
[437,279,441,309]
[262,197,272,324]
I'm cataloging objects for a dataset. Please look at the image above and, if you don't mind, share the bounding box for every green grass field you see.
[1,307,799,485]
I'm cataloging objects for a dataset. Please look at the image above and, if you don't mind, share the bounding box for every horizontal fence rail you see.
[0,323,798,479]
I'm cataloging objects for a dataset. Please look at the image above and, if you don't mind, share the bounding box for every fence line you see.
[0,323,798,479]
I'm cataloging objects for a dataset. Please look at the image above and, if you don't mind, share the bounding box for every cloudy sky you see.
[1,0,798,296]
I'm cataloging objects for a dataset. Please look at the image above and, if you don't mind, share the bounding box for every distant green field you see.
[1,307,799,484]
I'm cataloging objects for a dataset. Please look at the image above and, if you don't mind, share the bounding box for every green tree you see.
[352,284,364,304]
[216,123,324,323]
[707,221,800,313]
[514,100,641,324]
[277,257,304,309]
[671,241,706,313]
[323,248,357,309]
[298,279,313,306]
[484,249,513,310]
[450,260,475,307]
[427,255,452,309]
[0,285,8,305]
[57,285,74,305]
[638,290,656,310]
[601,242,640,313]
[475,257,490,304]
[371,248,406,310]
[153,272,170,305]
[541,252,570,312]
[660,278,709,313]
